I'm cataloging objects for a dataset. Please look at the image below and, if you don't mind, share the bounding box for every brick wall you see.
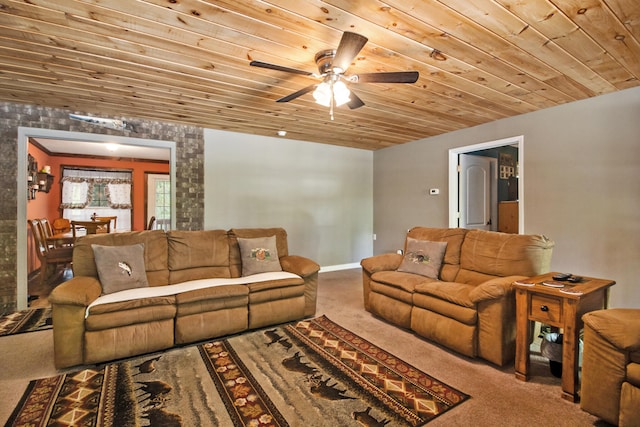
[0,102,204,313]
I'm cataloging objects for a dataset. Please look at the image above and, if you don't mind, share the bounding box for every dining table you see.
[71,219,112,235]
[47,230,85,246]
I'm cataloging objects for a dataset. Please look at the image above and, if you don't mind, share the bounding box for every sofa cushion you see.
[237,236,283,276]
[73,230,169,286]
[583,309,640,351]
[398,238,447,279]
[460,229,554,278]
[406,227,468,282]
[176,285,249,316]
[412,294,477,325]
[229,228,289,277]
[371,270,436,294]
[167,230,231,284]
[92,243,149,294]
[85,297,176,331]
[414,281,475,308]
[407,227,468,265]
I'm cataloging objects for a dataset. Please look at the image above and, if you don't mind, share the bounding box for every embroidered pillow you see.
[92,243,149,294]
[237,236,282,276]
[397,238,448,279]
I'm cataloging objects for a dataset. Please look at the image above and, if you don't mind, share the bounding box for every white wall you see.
[204,129,373,269]
[374,86,640,309]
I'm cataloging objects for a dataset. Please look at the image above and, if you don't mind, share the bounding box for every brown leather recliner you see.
[581,309,640,427]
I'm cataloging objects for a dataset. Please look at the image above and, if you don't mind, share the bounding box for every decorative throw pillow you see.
[92,243,149,294]
[237,236,282,276]
[397,238,448,279]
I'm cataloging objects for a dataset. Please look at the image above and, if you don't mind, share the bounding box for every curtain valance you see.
[60,175,132,209]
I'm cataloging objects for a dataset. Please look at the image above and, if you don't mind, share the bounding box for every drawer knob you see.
[540,305,549,312]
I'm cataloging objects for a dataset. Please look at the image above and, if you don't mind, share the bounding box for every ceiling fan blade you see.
[332,32,368,73]
[250,60,314,77]
[353,71,419,83]
[347,91,365,109]
[276,84,318,103]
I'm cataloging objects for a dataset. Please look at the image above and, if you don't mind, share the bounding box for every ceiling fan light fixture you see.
[313,80,350,107]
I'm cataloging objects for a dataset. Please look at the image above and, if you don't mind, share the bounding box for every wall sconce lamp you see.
[27,155,54,200]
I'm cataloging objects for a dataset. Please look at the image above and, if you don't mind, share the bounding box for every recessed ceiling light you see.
[277,130,287,137]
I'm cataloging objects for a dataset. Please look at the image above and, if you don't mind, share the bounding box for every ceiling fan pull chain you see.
[330,80,335,120]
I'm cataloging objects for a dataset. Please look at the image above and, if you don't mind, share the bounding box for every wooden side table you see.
[513,272,615,402]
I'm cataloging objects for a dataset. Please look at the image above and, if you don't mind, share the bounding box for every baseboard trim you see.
[319,263,361,272]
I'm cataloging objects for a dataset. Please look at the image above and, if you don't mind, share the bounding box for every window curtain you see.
[60,178,91,209]
[60,169,133,230]
[105,181,132,209]
[61,169,132,209]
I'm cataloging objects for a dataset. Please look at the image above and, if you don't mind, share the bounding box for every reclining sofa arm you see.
[280,255,320,278]
[468,276,526,304]
[360,253,403,310]
[360,253,403,274]
[470,276,526,366]
[280,255,321,317]
[49,277,102,307]
[48,277,103,368]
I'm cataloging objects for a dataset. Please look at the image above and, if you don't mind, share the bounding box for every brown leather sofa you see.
[581,309,640,426]
[361,227,554,366]
[49,228,320,369]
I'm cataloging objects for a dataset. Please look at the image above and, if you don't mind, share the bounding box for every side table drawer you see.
[529,294,563,324]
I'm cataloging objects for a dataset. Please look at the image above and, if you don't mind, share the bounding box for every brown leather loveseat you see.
[49,228,320,369]
[581,309,640,426]
[361,227,554,366]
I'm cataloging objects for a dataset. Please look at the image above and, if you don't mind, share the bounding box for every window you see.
[61,168,133,230]
[90,183,109,207]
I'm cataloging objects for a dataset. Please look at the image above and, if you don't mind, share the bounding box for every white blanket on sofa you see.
[86,271,301,318]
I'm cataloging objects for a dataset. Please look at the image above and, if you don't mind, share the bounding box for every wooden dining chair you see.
[52,218,71,234]
[39,218,55,249]
[40,218,53,239]
[146,216,156,230]
[93,216,117,233]
[28,219,74,286]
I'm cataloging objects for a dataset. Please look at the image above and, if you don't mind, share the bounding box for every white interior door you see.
[459,154,496,230]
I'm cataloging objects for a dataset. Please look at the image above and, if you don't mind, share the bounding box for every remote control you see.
[552,273,572,281]
[567,276,582,283]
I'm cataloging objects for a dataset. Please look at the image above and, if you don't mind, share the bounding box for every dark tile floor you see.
[28,266,73,308]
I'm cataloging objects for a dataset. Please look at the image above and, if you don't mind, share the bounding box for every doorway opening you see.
[146,173,171,230]
[18,127,177,310]
[448,136,523,232]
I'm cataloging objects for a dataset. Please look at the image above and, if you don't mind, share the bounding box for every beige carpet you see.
[0,269,603,426]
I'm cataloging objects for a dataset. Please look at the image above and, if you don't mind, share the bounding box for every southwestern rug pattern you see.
[6,315,469,426]
[0,308,52,337]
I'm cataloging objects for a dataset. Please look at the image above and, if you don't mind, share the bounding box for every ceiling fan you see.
[250,31,419,120]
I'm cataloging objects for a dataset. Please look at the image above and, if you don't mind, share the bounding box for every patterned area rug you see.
[6,315,469,426]
[0,308,52,337]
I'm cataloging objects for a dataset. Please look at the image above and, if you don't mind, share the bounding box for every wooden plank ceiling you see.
[0,0,638,150]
